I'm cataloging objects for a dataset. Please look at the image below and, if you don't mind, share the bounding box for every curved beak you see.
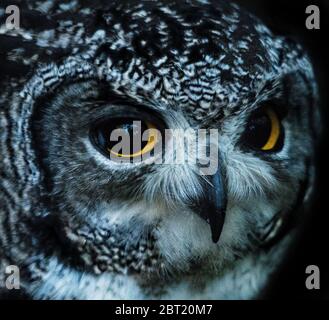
[191,161,227,243]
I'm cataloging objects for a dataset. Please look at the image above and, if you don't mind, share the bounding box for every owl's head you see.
[15,0,319,284]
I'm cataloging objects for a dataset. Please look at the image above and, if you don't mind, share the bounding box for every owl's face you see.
[27,0,318,282]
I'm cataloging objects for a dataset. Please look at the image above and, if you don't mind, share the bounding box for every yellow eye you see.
[91,118,160,160]
[242,108,283,152]
[261,109,281,151]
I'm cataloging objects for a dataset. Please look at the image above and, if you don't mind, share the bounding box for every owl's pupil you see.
[242,112,272,150]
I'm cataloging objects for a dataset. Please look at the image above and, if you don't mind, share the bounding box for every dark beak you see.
[191,163,227,243]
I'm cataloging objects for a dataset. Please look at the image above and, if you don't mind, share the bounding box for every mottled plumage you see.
[0,0,320,299]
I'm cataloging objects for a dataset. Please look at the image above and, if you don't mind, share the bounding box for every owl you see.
[0,0,320,299]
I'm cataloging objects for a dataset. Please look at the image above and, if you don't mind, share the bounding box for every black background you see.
[235,0,329,299]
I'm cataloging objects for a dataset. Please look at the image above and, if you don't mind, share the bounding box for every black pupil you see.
[94,118,149,155]
[243,112,272,149]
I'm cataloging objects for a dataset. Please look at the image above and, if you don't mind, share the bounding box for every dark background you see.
[235,0,329,299]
